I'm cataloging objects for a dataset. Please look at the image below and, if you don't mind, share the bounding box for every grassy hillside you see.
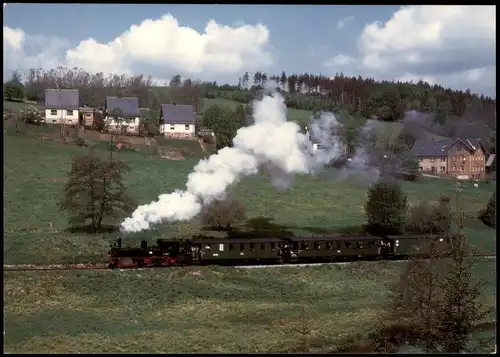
[204,97,313,124]
[4,100,44,111]
[4,259,496,353]
[4,133,496,265]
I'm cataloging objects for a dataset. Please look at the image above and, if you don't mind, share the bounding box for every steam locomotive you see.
[108,234,451,269]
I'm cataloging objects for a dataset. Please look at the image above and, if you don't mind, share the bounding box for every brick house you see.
[104,97,141,134]
[44,89,80,126]
[159,103,196,139]
[411,138,491,179]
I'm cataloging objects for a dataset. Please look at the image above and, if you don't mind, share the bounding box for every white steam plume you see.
[122,93,313,233]
[121,93,380,233]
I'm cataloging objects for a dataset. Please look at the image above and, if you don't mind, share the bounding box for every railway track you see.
[3,254,496,272]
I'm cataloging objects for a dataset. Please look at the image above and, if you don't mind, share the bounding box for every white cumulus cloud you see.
[324,5,496,96]
[3,13,274,81]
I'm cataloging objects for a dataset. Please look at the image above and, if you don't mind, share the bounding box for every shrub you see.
[478,191,496,228]
[201,197,246,230]
[201,133,215,144]
[365,180,408,235]
[406,199,452,234]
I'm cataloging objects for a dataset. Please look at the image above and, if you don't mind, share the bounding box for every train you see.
[108,234,451,269]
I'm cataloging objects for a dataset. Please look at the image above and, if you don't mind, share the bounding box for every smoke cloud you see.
[120,93,377,233]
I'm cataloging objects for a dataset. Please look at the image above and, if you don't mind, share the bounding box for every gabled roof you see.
[411,139,452,156]
[411,138,485,156]
[45,89,80,109]
[160,104,195,125]
[106,96,140,117]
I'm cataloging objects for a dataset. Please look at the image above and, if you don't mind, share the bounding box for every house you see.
[159,103,196,139]
[79,107,94,127]
[411,138,490,179]
[105,96,141,134]
[197,127,215,138]
[44,89,80,125]
[301,123,348,154]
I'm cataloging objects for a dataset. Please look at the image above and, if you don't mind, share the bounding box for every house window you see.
[85,113,92,117]
[52,120,57,123]
[440,166,446,172]
[460,166,464,172]
[68,120,72,123]
[185,124,189,130]
[441,157,446,162]
[50,109,57,116]
[170,125,175,130]
[419,167,423,171]
[430,158,436,163]
[419,157,423,162]
[66,110,73,115]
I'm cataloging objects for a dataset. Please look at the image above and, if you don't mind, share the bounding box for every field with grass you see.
[4,259,496,353]
[4,129,496,265]
[204,97,313,124]
[4,99,45,111]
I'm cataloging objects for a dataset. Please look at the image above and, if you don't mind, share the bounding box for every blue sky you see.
[3,4,496,96]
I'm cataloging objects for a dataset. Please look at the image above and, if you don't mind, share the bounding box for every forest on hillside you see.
[4,66,496,152]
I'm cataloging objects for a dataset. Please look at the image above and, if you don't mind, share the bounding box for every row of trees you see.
[19,67,204,113]
[11,66,496,125]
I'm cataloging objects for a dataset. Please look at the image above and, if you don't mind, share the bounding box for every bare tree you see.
[201,197,246,230]
[385,188,491,353]
[59,153,136,233]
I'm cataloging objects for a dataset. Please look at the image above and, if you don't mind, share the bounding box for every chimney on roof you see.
[172,101,176,106]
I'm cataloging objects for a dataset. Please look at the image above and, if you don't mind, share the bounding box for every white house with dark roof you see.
[105,96,141,134]
[44,89,80,125]
[159,103,196,138]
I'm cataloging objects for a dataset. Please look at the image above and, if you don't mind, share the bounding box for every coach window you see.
[326,242,333,249]
[357,241,364,249]
[314,242,320,249]
[301,242,308,250]
[229,244,234,252]
[368,240,375,248]
[249,243,255,252]
[240,243,245,251]
[336,241,341,249]
[260,243,265,250]
[344,241,351,248]
[271,243,276,251]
